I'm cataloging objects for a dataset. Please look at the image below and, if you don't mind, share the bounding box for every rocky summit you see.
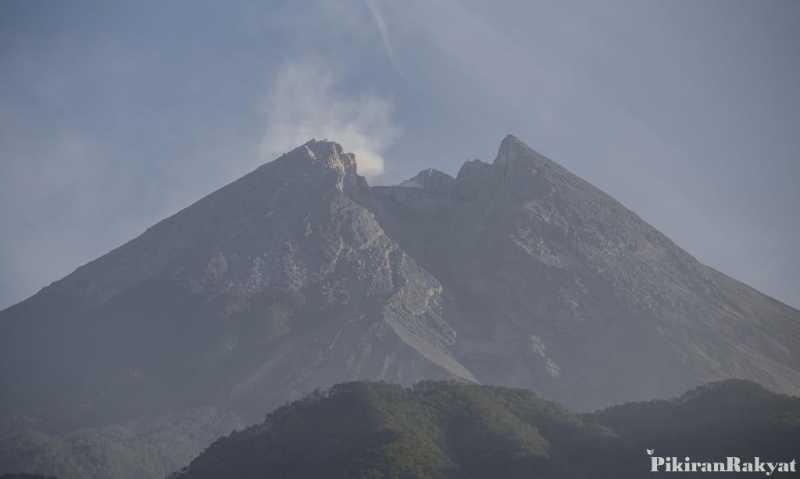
[373,135,800,409]
[1,136,799,479]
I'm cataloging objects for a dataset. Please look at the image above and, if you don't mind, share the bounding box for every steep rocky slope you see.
[0,141,471,430]
[0,140,472,478]
[372,135,800,408]
[1,136,798,478]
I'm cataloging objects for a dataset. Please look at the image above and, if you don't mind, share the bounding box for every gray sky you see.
[1,0,798,310]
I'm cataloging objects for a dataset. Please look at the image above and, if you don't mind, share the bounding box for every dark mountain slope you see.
[0,140,473,478]
[171,380,800,479]
[0,140,470,431]
[372,135,800,409]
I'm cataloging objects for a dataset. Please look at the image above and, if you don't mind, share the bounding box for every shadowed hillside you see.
[172,380,800,479]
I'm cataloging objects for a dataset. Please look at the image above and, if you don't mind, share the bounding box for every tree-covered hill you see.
[172,380,800,479]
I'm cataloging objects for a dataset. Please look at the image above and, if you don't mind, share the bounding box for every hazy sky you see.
[1,0,798,310]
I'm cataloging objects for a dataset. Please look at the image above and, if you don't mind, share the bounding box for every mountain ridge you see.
[1,135,799,479]
[372,135,800,408]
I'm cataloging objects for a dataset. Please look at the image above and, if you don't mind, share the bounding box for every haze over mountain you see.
[1,136,799,478]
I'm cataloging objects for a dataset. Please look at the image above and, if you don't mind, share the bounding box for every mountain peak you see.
[398,168,455,194]
[5,136,800,479]
[499,133,524,148]
[279,138,353,165]
[273,139,363,193]
[494,134,553,171]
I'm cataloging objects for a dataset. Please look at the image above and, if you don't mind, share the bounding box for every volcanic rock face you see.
[373,135,800,408]
[0,140,472,429]
[1,136,799,478]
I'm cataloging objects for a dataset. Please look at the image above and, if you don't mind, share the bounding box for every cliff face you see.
[2,136,799,478]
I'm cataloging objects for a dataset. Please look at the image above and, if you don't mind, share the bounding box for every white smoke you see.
[260,61,400,178]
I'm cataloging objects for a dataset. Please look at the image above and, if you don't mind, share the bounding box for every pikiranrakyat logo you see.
[647,450,797,476]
